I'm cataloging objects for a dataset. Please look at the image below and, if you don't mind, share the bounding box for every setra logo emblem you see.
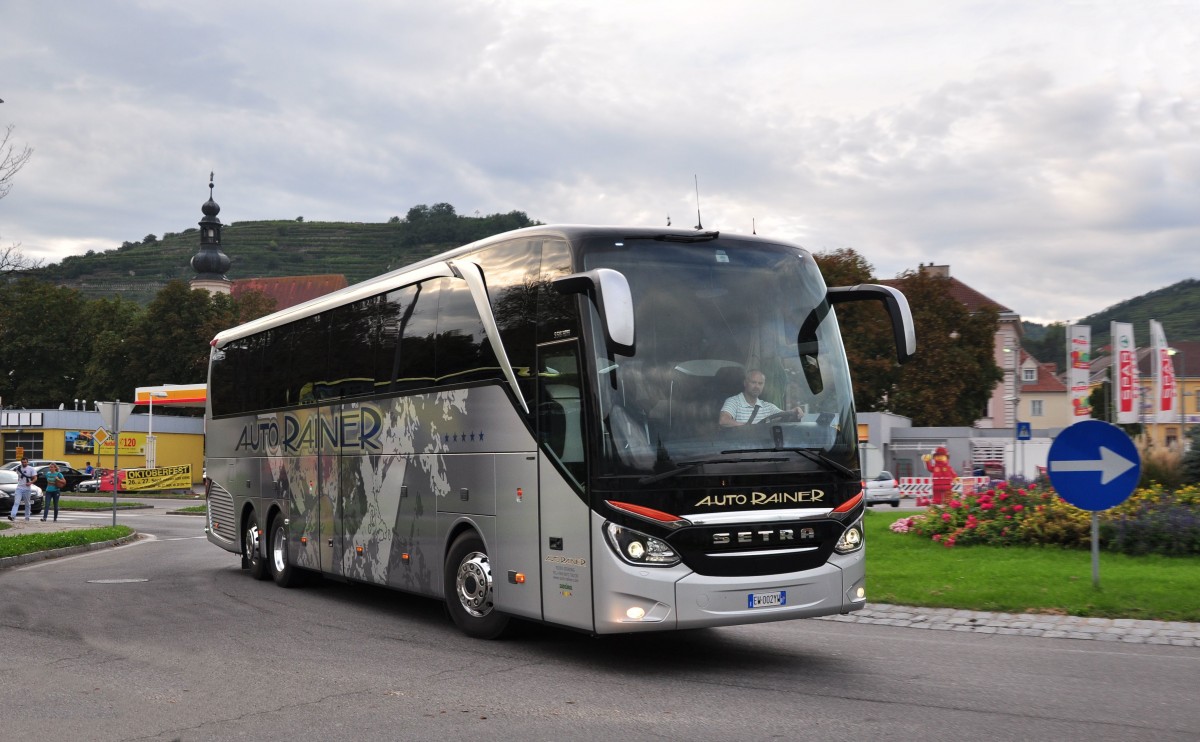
[712,527,816,545]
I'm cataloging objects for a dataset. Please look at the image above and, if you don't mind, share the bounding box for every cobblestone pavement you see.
[817,603,1200,647]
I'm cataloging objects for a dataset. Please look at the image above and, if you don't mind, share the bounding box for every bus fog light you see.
[626,606,646,620]
[834,523,864,554]
[856,586,866,599]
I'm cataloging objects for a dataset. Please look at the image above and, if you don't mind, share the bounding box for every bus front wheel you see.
[243,511,269,580]
[444,532,510,639]
[268,513,302,588]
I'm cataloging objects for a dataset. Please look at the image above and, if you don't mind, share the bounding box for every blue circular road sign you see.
[1047,420,1140,511]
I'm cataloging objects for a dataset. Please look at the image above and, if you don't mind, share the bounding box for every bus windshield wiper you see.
[637,456,786,486]
[727,447,858,480]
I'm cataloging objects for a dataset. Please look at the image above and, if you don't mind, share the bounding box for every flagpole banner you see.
[1112,322,1139,424]
[1068,324,1092,420]
[1150,319,1177,423]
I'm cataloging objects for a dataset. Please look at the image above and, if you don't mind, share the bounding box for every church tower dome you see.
[190,173,232,294]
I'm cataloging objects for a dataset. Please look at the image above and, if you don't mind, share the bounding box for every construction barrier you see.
[900,475,993,503]
[954,476,991,494]
[899,478,932,497]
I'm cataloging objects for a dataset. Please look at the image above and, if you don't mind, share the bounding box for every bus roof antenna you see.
[694,175,703,230]
[752,218,757,235]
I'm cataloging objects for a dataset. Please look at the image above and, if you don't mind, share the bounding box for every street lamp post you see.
[1004,345,1021,479]
[146,391,167,468]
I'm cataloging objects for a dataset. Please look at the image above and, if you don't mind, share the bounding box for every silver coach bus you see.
[204,225,915,638]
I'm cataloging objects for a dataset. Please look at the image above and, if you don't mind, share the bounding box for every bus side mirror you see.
[827,284,917,364]
[553,268,636,356]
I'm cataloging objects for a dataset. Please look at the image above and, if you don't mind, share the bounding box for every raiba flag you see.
[1151,319,1177,423]
[1112,322,1139,424]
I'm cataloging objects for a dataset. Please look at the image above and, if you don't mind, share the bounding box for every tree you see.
[128,281,226,386]
[0,242,43,275]
[1023,321,1067,373]
[76,296,145,403]
[814,248,898,411]
[885,270,1002,426]
[1,124,33,201]
[0,279,90,407]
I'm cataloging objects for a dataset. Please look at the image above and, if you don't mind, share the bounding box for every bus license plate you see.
[748,590,786,609]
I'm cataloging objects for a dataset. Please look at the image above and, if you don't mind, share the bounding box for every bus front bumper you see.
[592,546,866,634]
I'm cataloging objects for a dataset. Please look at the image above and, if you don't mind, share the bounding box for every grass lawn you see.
[172,505,207,514]
[865,509,1200,622]
[61,499,148,510]
[0,525,134,559]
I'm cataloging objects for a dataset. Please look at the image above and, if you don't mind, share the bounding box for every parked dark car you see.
[0,470,45,515]
[33,465,87,493]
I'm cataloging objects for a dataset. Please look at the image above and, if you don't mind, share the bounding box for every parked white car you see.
[862,470,901,507]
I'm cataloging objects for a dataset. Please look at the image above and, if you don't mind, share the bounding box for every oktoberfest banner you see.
[1112,322,1139,424]
[1150,319,1177,423]
[122,464,192,491]
[1067,324,1092,420]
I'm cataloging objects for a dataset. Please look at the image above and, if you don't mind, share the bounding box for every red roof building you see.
[232,274,349,311]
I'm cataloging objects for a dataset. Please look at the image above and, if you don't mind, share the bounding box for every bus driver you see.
[718,369,804,427]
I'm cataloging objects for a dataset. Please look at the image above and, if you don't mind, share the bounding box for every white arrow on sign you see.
[1049,446,1136,485]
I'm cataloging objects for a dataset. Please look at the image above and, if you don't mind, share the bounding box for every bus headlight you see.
[604,522,680,567]
[834,521,864,554]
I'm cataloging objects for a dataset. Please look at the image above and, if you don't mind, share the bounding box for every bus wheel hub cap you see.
[456,552,493,617]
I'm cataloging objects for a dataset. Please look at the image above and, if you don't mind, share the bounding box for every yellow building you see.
[1,406,204,486]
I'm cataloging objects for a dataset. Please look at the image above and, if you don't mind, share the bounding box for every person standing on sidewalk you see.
[8,457,36,521]
[42,463,66,522]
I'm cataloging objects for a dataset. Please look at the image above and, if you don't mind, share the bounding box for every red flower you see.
[942,513,952,522]
[1013,504,1024,512]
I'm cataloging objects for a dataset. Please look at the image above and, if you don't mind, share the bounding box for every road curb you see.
[0,532,141,570]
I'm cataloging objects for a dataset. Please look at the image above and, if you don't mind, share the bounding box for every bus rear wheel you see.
[444,532,510,639]
[243,511,269,580]
[268,513,302,588]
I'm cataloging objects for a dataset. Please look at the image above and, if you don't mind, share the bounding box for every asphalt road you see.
[1,503,1198,741]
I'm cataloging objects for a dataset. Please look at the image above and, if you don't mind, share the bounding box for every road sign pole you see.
[1091,513,1100,588]
[112,399,120,527]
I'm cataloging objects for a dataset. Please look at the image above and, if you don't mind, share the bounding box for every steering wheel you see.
[761,410,800,424]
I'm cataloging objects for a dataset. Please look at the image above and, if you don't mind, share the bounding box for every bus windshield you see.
[583,236,857,477]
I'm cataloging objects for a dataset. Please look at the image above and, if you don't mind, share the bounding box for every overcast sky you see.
[3,0,1198,325]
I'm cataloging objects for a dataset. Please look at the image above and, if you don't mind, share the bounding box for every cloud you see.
[1,0,1198,326]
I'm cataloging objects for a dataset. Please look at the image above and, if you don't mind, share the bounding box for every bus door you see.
[535,340,594,631]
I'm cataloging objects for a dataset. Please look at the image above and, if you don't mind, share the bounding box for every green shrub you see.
[891,481,1200,556]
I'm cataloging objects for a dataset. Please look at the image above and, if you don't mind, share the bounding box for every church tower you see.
[190,172,232,294]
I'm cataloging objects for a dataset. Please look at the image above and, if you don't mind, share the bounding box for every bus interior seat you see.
[668,360,744,434]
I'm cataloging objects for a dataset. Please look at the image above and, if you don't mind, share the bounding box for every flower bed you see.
[890,481,1200,556]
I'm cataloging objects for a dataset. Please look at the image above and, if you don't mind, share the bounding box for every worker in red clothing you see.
[922,446,957,505]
